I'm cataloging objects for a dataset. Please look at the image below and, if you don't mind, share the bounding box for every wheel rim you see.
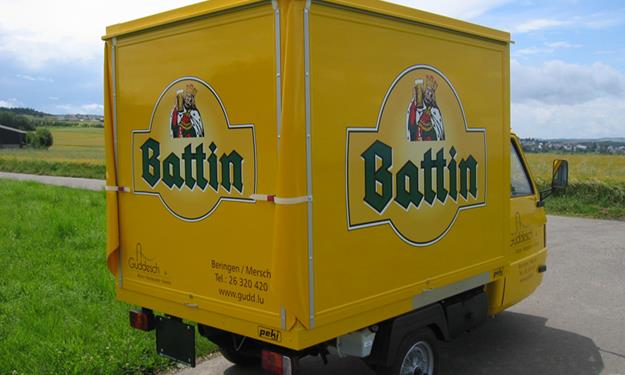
[399,340,434,375]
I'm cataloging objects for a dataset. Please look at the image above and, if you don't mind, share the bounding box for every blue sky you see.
[0,0,624,138]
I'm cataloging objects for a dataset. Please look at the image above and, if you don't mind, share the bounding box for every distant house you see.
[0,124,27,148]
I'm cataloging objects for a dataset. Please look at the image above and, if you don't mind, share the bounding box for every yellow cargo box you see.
[103,0,568,373]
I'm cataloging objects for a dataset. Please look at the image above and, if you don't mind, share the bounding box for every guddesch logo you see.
[132,77,257,221]
[346,66,487,246]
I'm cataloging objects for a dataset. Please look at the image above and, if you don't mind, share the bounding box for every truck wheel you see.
[219,347,260,367]
[377,328,438,375]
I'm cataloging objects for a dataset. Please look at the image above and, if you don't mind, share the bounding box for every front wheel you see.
[377,328,439,375]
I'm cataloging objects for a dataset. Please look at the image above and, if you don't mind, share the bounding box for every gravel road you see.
[0,172,104,191]
[175,215,625,375]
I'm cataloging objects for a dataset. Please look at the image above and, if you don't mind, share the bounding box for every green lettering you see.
[435,148,448,203]
[194,144,208,190]
[182,144,196,190]
[141,138,160,187]
[420,149,435,205]
[220,151,244,192]
[362,140,392,213]
[448,147,457,200]
[207,142,219,192]
[162,153,183,189]
[459,155,478,199]
[394,161,423,209]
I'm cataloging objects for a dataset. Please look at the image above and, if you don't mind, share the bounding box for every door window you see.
[510,141,534,197]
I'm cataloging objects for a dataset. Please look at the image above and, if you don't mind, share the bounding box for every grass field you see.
[0,127,105,179]
[0,180,213,374]
[0,127,623,219]
[526,153,625,220]
[0,127,104,164]
[526,153,625,183]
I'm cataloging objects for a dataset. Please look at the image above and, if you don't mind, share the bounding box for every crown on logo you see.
[425,75,438,91]
[184,84,197,97]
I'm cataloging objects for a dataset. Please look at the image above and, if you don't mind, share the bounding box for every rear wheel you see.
[377,328,438,375]
[219,346,260,367]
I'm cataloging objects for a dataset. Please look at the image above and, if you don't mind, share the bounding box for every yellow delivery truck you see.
[102,0,568,373]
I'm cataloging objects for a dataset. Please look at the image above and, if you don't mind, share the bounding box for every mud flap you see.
[156,315,196,367]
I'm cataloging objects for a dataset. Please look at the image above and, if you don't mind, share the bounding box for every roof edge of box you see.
[316,0,511,44]
[102,0,510,44]
[102,0,267,40]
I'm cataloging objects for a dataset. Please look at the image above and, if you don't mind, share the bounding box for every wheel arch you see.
[367,303,450,367]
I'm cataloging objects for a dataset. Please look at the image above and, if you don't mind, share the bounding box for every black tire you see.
[376,328,439,375]
[219,346,261,367]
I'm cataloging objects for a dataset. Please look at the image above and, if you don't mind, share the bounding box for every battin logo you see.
[407,75,445,141]
[132,77,257,221]
[170,83,204,138]
[346,66,487,246]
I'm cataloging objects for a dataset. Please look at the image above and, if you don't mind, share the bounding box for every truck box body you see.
[103,0,547,352]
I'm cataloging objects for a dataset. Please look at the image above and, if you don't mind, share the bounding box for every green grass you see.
[540,181,625,220]
[0,180,214,374]
[0,127,105,179]
[526,153,625,220]
[0,127,104,164]
[526,153,625,182]
[0,159,105,179]
[1,130,623,220]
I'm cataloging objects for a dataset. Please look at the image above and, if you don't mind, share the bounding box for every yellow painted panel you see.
[308,3,509,323]
[113,4,281,325]
[503,248,548,308]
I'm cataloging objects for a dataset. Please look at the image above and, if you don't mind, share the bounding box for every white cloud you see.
[546,41,582,49]
[512,60,625,105]
[374,0,510,19]
[582,11,625,29]
[0,0,198,70]
[55,103,104,115]
[511,10,625,35]
[513,41,582,57]
[515,47,552,55]
[511,60,625,138]
[512,98,625,138]
[0,98,22,108]
[16,74,53,82]
[514,18,568,33]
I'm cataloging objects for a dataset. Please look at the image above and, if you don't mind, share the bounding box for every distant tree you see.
[0,110,35,131]
[0,107,48,116]
[26,128,54,149]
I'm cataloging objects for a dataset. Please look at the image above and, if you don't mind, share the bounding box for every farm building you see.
[0,124,27,148]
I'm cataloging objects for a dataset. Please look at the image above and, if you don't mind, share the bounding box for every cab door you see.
[504,136,547,307]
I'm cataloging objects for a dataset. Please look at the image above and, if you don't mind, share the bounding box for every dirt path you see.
[0,172,104,191]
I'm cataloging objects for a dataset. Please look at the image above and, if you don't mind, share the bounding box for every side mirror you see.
[552,159,568,190]
[538,159,569,204]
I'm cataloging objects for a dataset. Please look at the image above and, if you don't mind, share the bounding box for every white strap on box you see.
[105,185,131,192]
[250,194,311,205]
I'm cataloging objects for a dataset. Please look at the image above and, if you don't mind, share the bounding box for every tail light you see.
[262,350,293,375]
[129,309,155,331]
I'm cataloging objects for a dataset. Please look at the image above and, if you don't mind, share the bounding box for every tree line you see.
[0,108,38,131]
[0,107,102,131]
[0,108,54,149]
